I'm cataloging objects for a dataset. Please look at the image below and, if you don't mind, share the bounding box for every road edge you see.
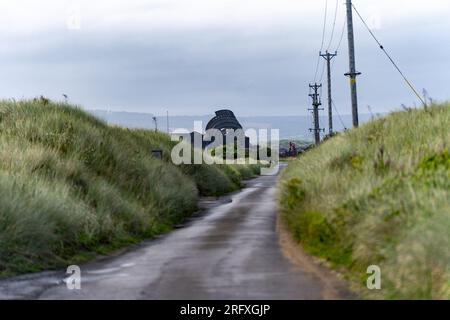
[276,214,358,300]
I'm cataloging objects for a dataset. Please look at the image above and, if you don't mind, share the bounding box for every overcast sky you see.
[1,0,449,116]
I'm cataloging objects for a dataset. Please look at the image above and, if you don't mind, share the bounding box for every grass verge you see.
[0,99,259,277]
[279,103,450,299]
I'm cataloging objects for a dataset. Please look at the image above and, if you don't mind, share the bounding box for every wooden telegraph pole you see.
[309,83,325,145]
[320,51,337,135]
[345,0,361,128]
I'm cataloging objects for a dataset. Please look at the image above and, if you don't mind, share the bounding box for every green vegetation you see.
[0,99,259,277]
[279,103,450,299]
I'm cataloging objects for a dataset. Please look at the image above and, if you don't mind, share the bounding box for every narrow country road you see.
[0,167,351,300]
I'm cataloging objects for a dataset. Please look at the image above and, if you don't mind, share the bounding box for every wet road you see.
[0,169,346,300]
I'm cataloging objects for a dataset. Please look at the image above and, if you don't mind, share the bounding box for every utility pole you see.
[166,110,170,134]
[320,51,337,135]
[152,116,158,132]
[309,83,324,145]
[345,0,361,128]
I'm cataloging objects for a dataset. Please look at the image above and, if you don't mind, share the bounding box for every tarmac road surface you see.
[0,167,351,300]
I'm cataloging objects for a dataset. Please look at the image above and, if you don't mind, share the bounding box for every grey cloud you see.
[0,5,449,116]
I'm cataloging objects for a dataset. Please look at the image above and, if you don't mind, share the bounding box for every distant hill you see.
[88,110,373,141]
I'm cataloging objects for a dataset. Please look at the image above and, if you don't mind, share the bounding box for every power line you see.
[313,56,321,83]
[332,100,348,130]
[314,0,329,82]
[327,11,346,75]
[326,0,339,51]
[351,3,427,107]
[313,56,321,84]
[328,9,346,77]
[325,19,345,79]
[335,19,347,52]
[320,0,329,52]
[319,58,327,82]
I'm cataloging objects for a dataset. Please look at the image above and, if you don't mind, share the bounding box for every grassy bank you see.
[0,99,259,277]
[279,103,449,299]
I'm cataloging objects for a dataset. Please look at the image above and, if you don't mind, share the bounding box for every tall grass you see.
[0,99,259,276]
[279,103,450,299]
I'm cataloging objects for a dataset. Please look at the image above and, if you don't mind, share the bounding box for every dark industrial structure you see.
[206,110,243,134]
[191,110,250,149]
